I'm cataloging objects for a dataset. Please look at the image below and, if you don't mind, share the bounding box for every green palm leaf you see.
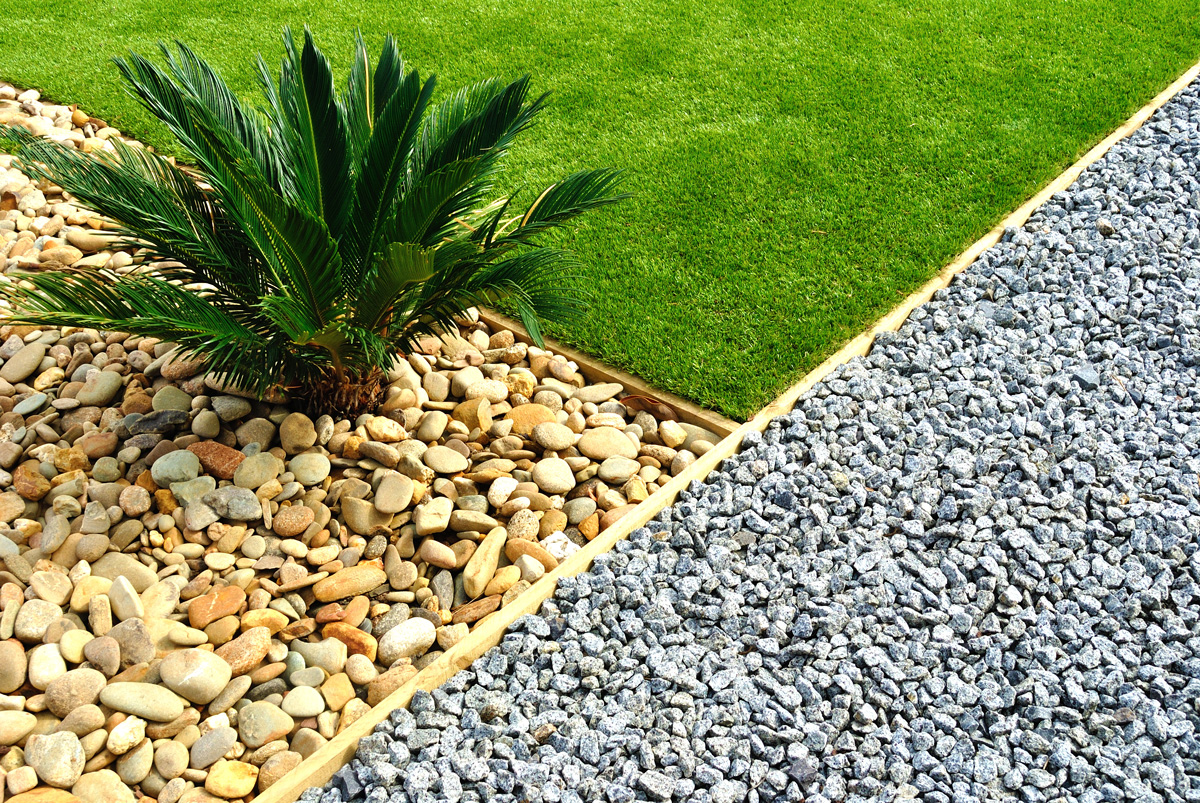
[273,27,354,238]
[354,241,437,332]
[389,247,585,350]
[0,271,283,395]
[345,33,406,163]
[184,105,344,332]
[493,168,629,246]
[412,77,507,174]
[3,126,267,308]
[341,68,435,283]
[387,158,483,246]
[158,40,292,198]
[397,77,549,246]
[414,77,544,186]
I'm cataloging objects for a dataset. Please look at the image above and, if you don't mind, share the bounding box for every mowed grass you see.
[1,1,1198,418]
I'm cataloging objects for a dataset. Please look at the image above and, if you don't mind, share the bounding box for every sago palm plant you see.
[1,28,625,416]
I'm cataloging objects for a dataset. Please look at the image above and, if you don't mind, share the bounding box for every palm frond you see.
[353,241,436,332]
[412,76,507,175]
[486,168,629,247]
[414,77,543,183]
[344,33,375,164]
[341,68,435,284]
[402,77,549,244]
[386,158,483,246]
[345,32,406,163]
[116,49,279,202]
[389,247,585,349]
[0,271,284,395]
[275,27,354,238]
[160,40,293,198]
[3,127,266,307]
[183,109,344,332]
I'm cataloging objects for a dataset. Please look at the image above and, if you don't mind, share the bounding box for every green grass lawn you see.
[1,1,1198,418]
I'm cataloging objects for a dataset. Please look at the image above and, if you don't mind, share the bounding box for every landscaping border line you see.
[476,308,739,437]
[254,56,1200,803]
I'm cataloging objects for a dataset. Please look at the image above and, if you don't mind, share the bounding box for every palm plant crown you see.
[1,28,626,415]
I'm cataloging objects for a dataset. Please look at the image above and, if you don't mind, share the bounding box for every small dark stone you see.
[128,409,189,435]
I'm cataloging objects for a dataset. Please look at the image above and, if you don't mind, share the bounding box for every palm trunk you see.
[302,366,385,419]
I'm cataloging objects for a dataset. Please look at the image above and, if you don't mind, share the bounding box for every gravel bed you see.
[306,82,1200,803]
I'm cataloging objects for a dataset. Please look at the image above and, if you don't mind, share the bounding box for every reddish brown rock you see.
[187,441,245,480]
[340,596,370,628]
[280,619,317,640]
[314,602,347,624]
[161,359,204,380]
[579,512,600,540]
[60,406,101,429]
[366,664,418,706]
[145,440,177,465]
[258,750,302,792]
[188,586,246,629]
[13,462,50,500]
[74,431,118,459]
[600,504,638,532]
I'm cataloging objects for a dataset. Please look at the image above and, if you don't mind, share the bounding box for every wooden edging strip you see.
[256,56,1200,803]
[475,308,738,439]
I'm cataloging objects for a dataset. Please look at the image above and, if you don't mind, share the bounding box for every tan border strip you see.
[255,56,1200,803]
[475,308,738,438]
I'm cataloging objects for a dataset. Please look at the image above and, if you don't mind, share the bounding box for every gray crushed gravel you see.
[303,81,1200,803]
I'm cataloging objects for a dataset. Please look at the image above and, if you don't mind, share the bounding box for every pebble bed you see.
[0,85,724,802]
[308,82,1200,802]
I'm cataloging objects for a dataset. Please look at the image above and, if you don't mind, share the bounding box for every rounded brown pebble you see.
[258,750,302,792]
[45,667,107,718]
[599,503,638,532]
[0,639,27,693]
[272,505,314,537]
[504,538,559,572]
[417,539,456,569]
[539,510,568,538]
[187,586,246,630]
[117,485,151,517]
[74,533,110,563]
